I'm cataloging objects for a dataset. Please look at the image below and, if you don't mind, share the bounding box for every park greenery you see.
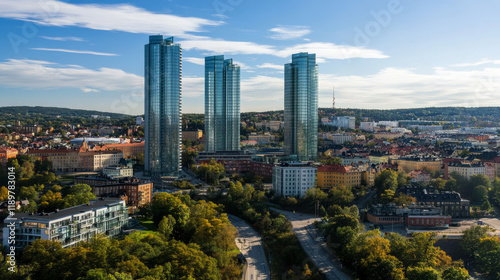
[0,155,96,219]
[207,181,325,279]
[0,192,241,280]
[461,226,500,280]
[316,207,469,280]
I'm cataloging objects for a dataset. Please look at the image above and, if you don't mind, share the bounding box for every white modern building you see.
[272,162,317,197]
[360,122,377,132]
[326,116,355,130]
[102,165,134,179]
[378,121,399,128]
[3,198,128,250]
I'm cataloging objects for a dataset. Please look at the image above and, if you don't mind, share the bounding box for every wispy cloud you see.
[450,59,500,67]
[180,39,275,55]
[0,0,222,38]
[184,57,205,65]
[182,77,204,98]
[318,67,500,108]
[0,59,142,91]
[40,36,85,42]
[275,42,389,59]
[180,39,387,60]
[269,25,311,40]
[31,48,118,56]
[257,63,283,70]
[234,61,251,69]
[81,87,99,93]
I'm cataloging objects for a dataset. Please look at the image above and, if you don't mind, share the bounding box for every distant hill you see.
[318,107,500,123]
[0,106,131,120]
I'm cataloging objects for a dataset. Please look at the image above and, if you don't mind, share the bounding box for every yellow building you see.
[0,147,18,165]
[391,157,442,173]
[317,164,375,189]
[182,129,203,142]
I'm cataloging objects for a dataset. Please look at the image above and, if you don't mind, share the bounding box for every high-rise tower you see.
[144,35,182,177]
[204,55,240,152]
[284,52,318,161]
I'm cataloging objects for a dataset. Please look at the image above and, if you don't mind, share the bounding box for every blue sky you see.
[1,0,500,115]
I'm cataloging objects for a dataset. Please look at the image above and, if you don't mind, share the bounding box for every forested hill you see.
[319,107,500,123]
[0,106,131,120]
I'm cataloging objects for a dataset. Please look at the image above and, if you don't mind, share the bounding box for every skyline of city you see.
[1,0,500,114]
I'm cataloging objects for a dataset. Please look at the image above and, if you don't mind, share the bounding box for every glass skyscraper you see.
[284,52,318,161]
[204,56,240,152]
[144,35,182,177]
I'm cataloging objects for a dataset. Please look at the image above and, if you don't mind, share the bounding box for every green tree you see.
[158,215,176,239]
[327,185,354,206]
[444,177,458,192]
[0,186,8,201]
[63,184,96,207]
[461,225,488,256]
[151,193,190,235]
[406,266,439,280]
[472,185,489,203]
[441,267,470,280]
[470,174,491,189]
[375,169,398,195]
[481,200,492,211]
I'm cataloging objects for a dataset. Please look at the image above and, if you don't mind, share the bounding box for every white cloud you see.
[81,87,99,93]
[180,39,275,55]
[451,59,500,67]
[269,25,311,40]
[0,59,142,91]
[241,75,284,111]
[275,42,389,60]
[182,77,204,98]
[234,61,251,69]
[32,48,118,56]
[184,57,205,65]
[40,36,85,41]
[318,67,500,109]
[180,38,387,61]
[0,0,222,38]
[257,63,283,70]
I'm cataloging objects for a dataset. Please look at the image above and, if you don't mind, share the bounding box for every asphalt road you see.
[272,209,352,280]
[228,214,271,280]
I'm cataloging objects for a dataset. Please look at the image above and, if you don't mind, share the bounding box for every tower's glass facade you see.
[144,35,182,177]
[284,52,318,161]
[205,56,240,152]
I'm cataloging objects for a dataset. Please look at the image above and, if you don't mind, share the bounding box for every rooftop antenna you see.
[332,86,335,109]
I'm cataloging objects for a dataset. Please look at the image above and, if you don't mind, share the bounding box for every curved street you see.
[272,209,352,280]
[228,214,271,280]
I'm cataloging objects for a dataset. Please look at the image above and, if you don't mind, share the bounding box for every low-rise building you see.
[445,162,486,180]
[272,162,317,197]
[197,151,252,175]
[398,186,470,217]
[2,198,128,250]
[409,170,431,183]
[367,204,451,228]
[248,132,276,144]
[182,129,203,142]
[91,179,152,209]
[391,156,442,173]
[0,147,18,165]
[102,165,133,178]
[317,164,375,190]
[360,122,377,132]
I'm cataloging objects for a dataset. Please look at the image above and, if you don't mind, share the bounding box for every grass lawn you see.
[139,219,157,231]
